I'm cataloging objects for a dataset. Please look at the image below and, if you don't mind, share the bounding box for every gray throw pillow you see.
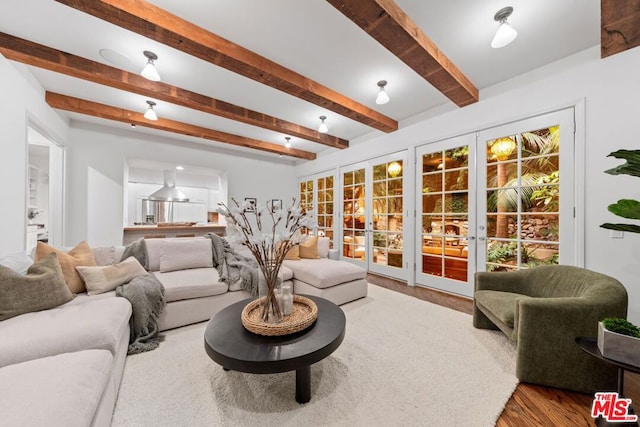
[0,253,75,321]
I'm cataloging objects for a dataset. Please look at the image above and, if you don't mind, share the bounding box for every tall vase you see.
[258,263,283,323]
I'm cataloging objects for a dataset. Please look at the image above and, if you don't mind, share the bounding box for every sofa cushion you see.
[474,290,533,328]
[283,258,366,289]
[0,349,113,427]
[280,265,293,281]
[145,238,163,271]
[160,238,213,272]
[0,251,33,274]
[299,236,320,259]
[153,268,228,302]
[76,256,148,295]
[0,297,131,368]
[34,241,97,293]
[92,245,126,267]
[0,253,75,321]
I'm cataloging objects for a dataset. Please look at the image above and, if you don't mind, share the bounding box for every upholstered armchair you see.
[473,265,628,394]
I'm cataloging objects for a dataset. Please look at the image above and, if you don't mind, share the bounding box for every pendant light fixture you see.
[376,80,390,105]
[491,7,517,49]
[318,115,328,133]
[141,50,161,81]
[144,100,158,121]
[284,136,292,148]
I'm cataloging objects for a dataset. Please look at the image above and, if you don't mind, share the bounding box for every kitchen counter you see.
[123,223,225,244]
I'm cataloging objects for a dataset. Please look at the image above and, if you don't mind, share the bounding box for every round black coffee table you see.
[204,295,346,403]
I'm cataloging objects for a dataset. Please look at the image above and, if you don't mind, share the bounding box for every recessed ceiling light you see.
[176,165,184,171]
[98,48,135,71]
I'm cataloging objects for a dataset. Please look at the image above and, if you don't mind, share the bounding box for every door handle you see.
[469,236,476,240]
[478,237,486,241]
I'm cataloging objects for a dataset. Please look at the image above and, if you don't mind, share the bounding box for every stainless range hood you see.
[148,170,189,202]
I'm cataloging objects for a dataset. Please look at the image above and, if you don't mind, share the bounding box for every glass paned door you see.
[369,153,408,279]
[340,153,408,279]
[477,109,575,272]
[416,135,476,295]
[341,162,367,267]
[316,174,335,245]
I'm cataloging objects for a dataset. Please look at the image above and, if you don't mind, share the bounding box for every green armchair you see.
[473,265,628,394]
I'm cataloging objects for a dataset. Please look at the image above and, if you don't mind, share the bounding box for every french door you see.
[416,135,476,295]
[416,108,576,297]
[340,152,408,279]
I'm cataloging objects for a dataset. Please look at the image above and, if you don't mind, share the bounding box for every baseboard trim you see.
[366,273,473,315]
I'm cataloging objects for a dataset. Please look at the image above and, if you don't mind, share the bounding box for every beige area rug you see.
[112,284,517,426]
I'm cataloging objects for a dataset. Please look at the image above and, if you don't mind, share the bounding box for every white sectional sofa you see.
[0,235,367,426]
[0,297,131,427]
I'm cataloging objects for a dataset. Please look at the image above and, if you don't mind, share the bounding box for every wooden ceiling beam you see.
[46,92,316,160]
[0,32,346,150]
[601,0,640,58]
[54,0,399,133]
[326,0,478,107]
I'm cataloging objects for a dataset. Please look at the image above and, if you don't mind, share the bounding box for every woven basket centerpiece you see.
[242,295,318,336]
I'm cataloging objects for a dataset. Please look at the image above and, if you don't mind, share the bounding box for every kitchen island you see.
[123,223,225,244]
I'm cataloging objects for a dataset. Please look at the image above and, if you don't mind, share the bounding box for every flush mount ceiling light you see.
[284,136,292,148]
[141,50,161,81]
[143,100,158,121]
[175,165,184,171]
[491,6,517,49]
[318,115,328,133]
[376,80,390,105]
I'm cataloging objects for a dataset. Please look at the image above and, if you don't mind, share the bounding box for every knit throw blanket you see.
[116,273,166,355]
[204,233,260,295]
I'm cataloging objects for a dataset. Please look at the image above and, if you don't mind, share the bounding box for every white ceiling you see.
[1,0,600,160]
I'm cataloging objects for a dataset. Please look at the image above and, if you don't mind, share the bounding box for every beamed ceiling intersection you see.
[4,0,480,158]
[1,1,632,159]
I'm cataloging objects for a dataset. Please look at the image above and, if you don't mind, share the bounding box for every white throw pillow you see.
[159,238,213,273]
[317,237,330,258]
[76,256,148,295]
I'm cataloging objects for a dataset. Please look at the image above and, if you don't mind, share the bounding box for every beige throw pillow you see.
[76,257,148,295]
[159,238,213,272]
[0,253,75,321]
[34,241,97,293]
[284,244,300,260]
[299,236,320,259]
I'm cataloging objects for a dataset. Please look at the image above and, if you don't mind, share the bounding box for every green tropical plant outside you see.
[600,150,640,234]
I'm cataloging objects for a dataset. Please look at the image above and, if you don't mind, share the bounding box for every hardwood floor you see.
[367,273,640,426]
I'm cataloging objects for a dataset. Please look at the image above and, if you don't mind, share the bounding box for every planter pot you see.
[597,321,640,366]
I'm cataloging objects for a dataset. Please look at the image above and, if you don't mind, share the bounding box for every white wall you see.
[296,46,640,323]
[64,124,297,246]
[0,55,69,254]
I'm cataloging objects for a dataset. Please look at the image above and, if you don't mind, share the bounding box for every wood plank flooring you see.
[366,273,640,426]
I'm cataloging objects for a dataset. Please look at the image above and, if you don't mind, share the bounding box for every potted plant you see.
[600,149,640,234]
[597,317,640,366]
